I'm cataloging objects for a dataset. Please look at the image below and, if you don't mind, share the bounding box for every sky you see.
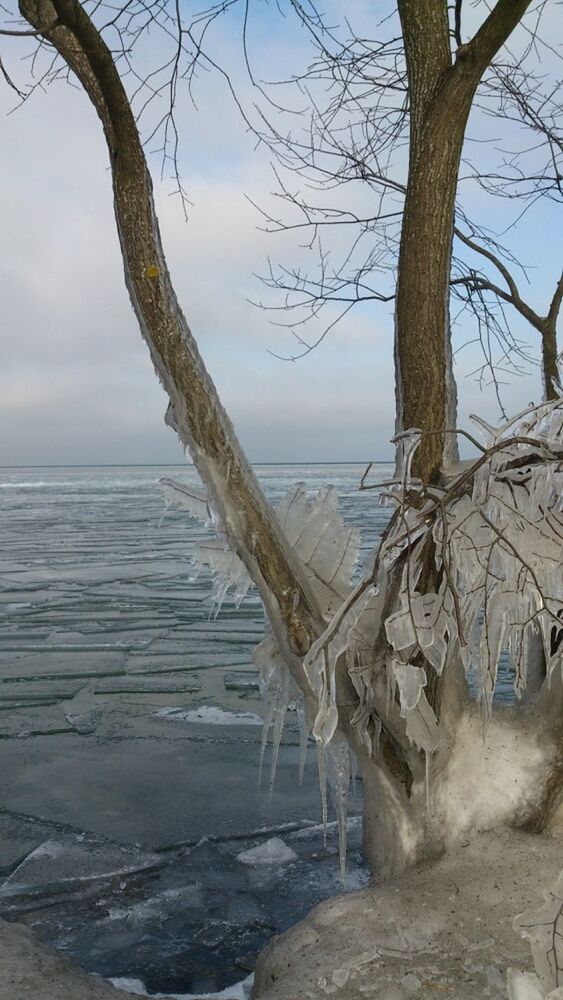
[0,1,560,466]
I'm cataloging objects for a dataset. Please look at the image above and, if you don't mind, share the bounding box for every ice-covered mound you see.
[253,829,562,1000]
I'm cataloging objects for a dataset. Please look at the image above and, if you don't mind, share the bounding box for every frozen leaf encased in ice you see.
[513,869,563,994]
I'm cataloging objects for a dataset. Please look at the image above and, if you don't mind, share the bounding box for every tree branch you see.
[458,0,534,80]
[455,226,545,331]
[547,270,563,327]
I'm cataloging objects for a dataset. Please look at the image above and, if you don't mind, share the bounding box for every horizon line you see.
[0,460,393,469]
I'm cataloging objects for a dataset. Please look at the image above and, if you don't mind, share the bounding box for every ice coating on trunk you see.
[383,401,563,727]
[276,483,361,616]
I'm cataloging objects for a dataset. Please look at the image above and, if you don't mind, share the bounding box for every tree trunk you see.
[541,317,561,400]
[395,0,533,483]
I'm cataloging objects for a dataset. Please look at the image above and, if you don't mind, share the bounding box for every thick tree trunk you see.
[395,0,533,483]
[541,317,561,400]
[395,119,469,482]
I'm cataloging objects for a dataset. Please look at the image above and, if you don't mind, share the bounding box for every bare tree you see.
[239,3,561,439]
[2,0,561,885]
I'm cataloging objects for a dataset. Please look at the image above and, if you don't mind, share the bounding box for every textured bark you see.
[395,0,533,482]
[541,317,561,400]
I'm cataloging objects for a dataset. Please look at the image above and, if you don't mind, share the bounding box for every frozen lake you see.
[0,462,516,996]
[0,462,391,996]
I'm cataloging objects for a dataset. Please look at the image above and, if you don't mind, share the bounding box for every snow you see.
[156,706,263,726]
[236,837,298,866]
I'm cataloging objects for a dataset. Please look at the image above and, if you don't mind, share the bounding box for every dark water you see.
[0,463,513,998]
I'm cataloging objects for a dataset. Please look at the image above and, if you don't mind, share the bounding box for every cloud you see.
[0,9,549,468]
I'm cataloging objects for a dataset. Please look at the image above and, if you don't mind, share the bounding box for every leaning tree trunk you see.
[19,0,327,678]
[19,0,560,885]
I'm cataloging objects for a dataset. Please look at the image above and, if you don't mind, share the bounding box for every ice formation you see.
[509,869,563,999]
[276,483,361,616]
[162,400,563,875]
[110,972,254,999]
[349,400,563,764]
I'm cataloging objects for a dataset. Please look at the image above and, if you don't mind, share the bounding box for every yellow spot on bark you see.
[145,264,159,279]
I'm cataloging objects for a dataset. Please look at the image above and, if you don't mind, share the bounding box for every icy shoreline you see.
[253,827,562,1000]
[1,827,560,1000]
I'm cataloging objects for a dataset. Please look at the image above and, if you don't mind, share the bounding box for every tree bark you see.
[395,0,533,483]
[541,317,561,401]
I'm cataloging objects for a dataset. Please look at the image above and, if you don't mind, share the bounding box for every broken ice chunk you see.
[156,706,263,726]
[236,837,298,866]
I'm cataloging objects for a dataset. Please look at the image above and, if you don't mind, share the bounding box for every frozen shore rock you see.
[0,828,560,1000]
[253,829,562,1000]
[0,917,128,1000]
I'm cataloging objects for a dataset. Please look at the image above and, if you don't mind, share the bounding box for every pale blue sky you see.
[0,1,560,465]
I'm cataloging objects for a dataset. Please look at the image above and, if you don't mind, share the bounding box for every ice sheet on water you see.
[223,672,259,693]
[110,973,254,1000]
[156,706,263,726]
[0,833,163,903]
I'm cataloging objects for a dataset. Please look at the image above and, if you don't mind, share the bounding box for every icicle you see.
[254,637,290,791]
[268,668,290,798]
[316,742,328,847]
[192,541,253,614]
[350,750,358,807]
[257,716,270,790]
[327,738,351,884]
[425,749,433,814]
[296,701,309,786]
